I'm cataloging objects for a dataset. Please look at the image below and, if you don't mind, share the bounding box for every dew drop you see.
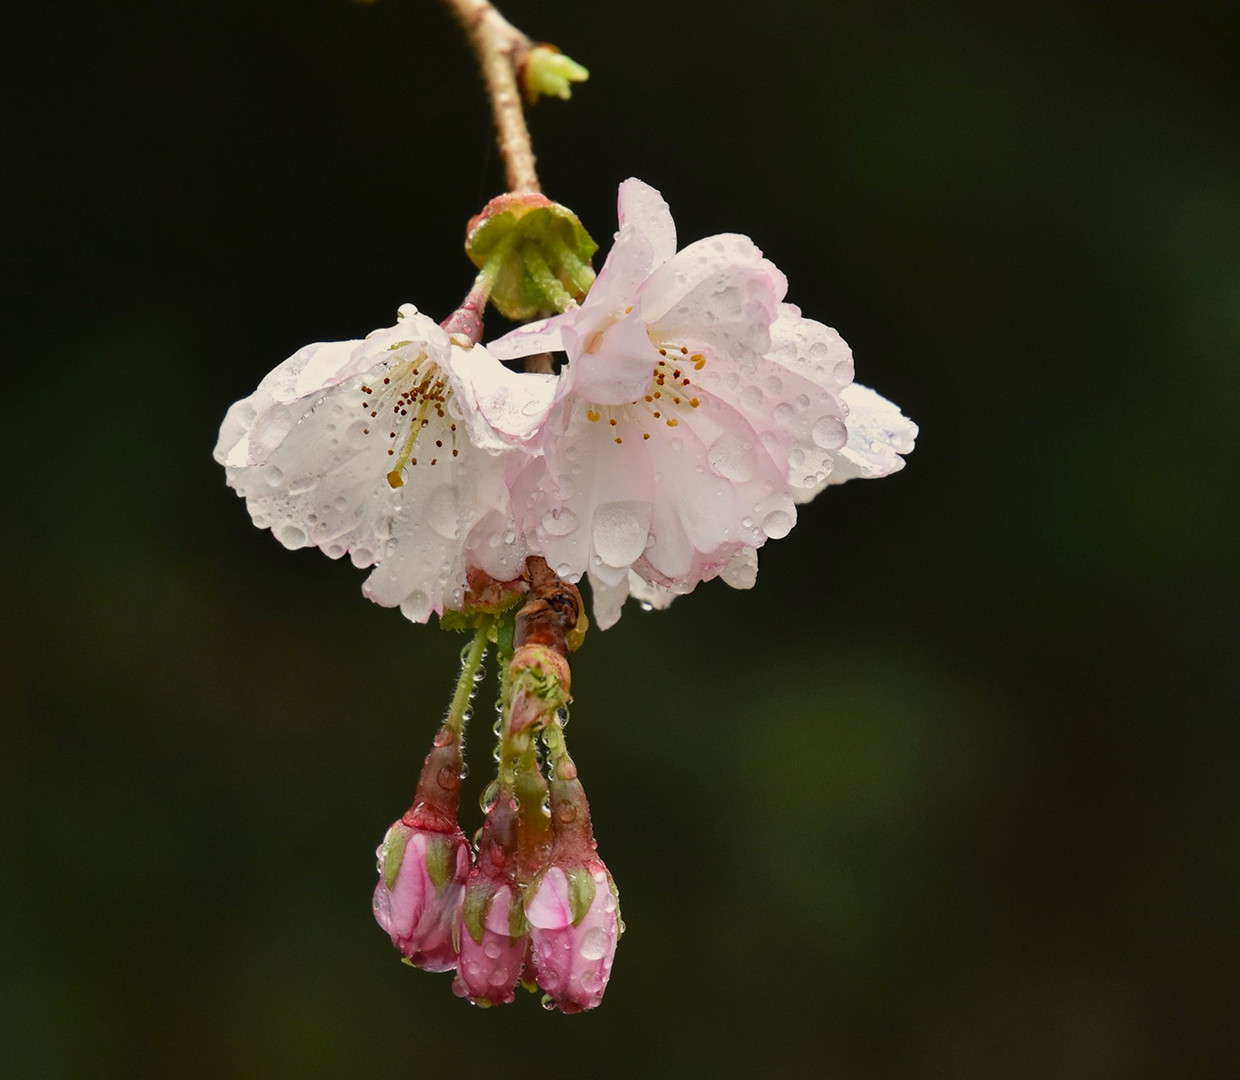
[541,507,579,537]
[772,402,795,425]
[762,509,794,539]
[278,524,306,548]
[426,485,461,539]
[580,928,609,961]
[739,385,763,411]
[555,802,577,824]
[811,414,848,450]
[707,432,757,482]
[591,501,650,567]
[437,765,459,791]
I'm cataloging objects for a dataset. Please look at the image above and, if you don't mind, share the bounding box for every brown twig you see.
[438,0,540,193]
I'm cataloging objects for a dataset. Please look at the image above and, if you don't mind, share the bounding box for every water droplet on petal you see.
[541,507,579,537]
[762,509,794,540]
[580,928,609,961]
[278,524,306,548]
[591,501,650,568]
[707,432,756,483]
[426,485,461,539]
[437,765,459,791]
[811,414,848,450]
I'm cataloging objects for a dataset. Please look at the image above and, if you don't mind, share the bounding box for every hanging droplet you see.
[480,780,500,813]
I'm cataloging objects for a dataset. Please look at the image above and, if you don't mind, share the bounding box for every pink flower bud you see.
[452,881,529,1006]
[373,821,471,972]
[526,859,621,1013]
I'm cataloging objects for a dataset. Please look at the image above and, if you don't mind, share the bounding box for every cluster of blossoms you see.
[216,180,915,629]
[215,178,915,1010]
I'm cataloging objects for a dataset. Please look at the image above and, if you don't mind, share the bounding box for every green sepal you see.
[424,835,454,891]
[439,589,521,633]
[565,866,597,926]
[466,194,597,322]
[381,826,411,891]
[493,615,515,658]
[462,883,491,945]
[508,891,529,939]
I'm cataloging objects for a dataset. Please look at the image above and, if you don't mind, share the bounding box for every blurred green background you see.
[4,0,1237,1076]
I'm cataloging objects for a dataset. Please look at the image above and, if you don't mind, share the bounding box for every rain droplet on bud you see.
[480,780,500,813]
[433,726,454,747]
[555,802,577,824]
[437,765,459,791]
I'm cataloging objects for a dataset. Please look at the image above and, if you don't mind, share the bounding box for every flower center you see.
[583,344,703,444]
[357,348,460,488]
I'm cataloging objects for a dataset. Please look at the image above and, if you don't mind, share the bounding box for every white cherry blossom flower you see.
[487,179,916,628]
[215,304,554,622]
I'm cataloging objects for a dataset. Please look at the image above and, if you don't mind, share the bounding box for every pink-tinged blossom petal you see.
[809,383,919,495]
[373,822,471,973]
[215,304,540,622]
[488,179,915,625]
[526,862,620,1014]
[452,884,528,1007]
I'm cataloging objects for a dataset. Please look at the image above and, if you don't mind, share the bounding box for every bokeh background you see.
[5,0,1237,1076]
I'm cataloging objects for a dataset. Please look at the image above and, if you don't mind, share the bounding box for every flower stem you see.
[439,0,539,192]
[439,265,496,344]
[446,620,492,738]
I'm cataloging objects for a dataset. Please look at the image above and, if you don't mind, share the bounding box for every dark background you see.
[4,1,1237,1076]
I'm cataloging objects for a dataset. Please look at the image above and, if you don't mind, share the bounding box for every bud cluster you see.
[372,558,620,1012]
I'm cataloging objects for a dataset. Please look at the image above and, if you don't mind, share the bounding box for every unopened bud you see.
[522,45,589,103]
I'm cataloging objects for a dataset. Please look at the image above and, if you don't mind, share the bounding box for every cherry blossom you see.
[486,179,917,627]
[214,304,554,622]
